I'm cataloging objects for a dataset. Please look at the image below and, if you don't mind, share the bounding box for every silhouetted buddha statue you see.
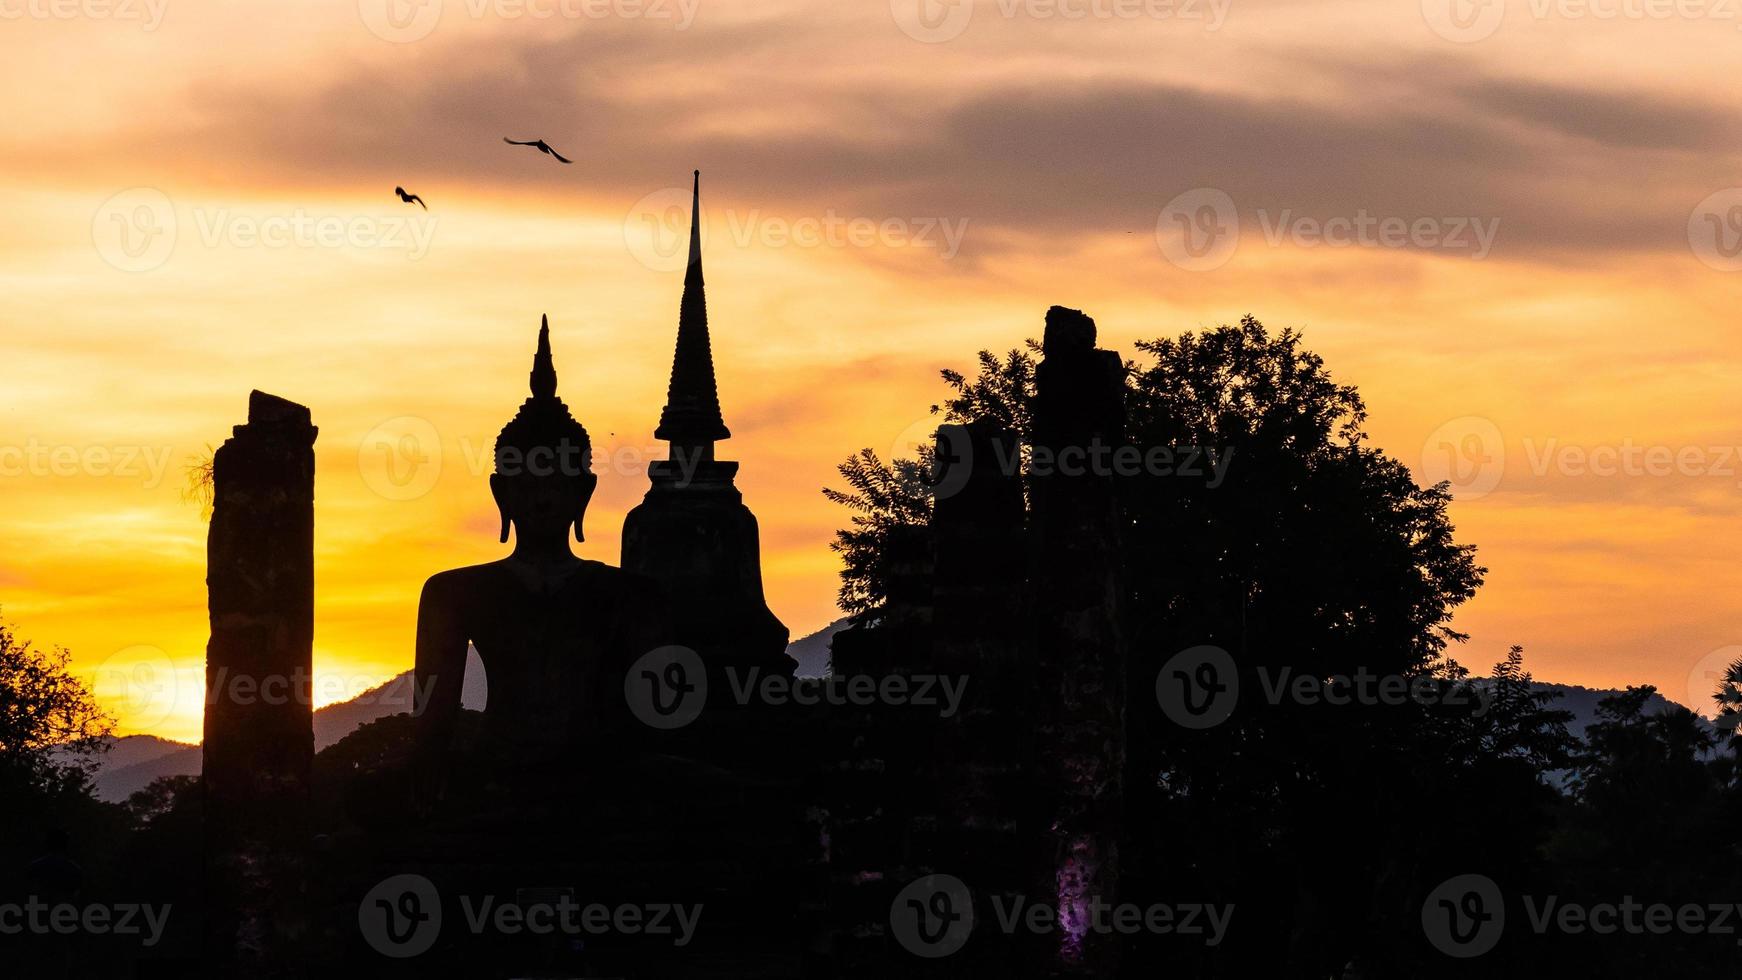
[389,316,799,978]
[412,316,664,803]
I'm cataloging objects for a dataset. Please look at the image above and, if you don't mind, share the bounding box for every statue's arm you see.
[413,573,467,804]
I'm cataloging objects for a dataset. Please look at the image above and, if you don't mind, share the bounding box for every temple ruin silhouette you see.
[622,170,793,683]
[197,174,1131,978]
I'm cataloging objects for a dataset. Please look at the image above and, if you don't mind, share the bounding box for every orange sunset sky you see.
[4,0,1742,742]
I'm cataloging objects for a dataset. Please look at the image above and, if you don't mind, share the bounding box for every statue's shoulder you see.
[419,560,510,598]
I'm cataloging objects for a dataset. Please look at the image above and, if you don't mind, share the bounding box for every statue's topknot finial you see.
[530,313,557,399]
[496,315,590,479]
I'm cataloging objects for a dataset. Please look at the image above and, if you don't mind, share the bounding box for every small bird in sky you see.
[503,137,573,164]
[394,186,427,210]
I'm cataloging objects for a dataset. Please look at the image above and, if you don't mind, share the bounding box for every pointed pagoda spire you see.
[654,170,731,448]
[685,169,704,289]
[530,313,557,399]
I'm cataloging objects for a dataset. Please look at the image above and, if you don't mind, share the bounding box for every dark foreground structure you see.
[191,177,1139,978]
[201,391,317,978]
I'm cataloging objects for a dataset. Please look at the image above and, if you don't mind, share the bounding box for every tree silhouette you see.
[126,773,198,826]
[938,343,1039,438]
[0,611,112,796]
[1712,655,1742,750]
[182,445,215,521]
[824,315,1589,974]
[1545,685,1740,973]
[1572,685,1715,815]
[823,448,937,625]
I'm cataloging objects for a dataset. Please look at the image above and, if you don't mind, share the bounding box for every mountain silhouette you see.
[80,625,886,799]
[787,617,849,677]
[83,649,489,799]
[75,652,1712,802]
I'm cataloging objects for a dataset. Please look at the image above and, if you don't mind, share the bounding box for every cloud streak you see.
[9,21,1738,262]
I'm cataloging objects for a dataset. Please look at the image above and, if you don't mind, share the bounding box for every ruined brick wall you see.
[811,308,1131,977]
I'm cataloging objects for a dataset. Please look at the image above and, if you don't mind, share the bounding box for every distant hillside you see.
[77,636,1710,801]
[83,648,488,802]
[311,647,488,749]
[788,618,850,677]
[99,733,197,772]
[1531,681,1710,743]
[81,735,200,802]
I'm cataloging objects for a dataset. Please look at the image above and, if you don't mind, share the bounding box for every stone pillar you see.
[202,390,316,977]
[909,420,1028,972]
[1027,306,1127,975]
[929,420,1029,875]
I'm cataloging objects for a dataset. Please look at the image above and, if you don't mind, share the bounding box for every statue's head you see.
[489,316,596,544]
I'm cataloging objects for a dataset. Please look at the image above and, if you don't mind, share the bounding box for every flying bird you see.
[394,186,427,210]
[503,137,572,164]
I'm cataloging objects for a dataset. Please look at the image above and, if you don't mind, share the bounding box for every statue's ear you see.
[574,472,598,543]
[488,473,511,544]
